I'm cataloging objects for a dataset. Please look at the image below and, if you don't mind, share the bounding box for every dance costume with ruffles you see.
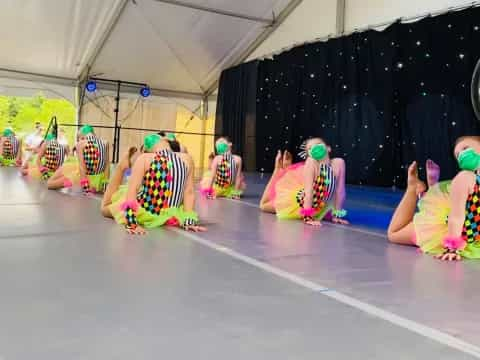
[0,136,20,166]
[62,134,109,192]
[270,162,336,220]
[28,139,68,179]
[414,173,480,258]
[200,153,245,198]
[109,149,198,229]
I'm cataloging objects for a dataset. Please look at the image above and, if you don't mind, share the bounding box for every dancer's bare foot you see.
[274,150,283,170]
[426,159,440,188]
[283,150,293,168]
[407,161,420,191]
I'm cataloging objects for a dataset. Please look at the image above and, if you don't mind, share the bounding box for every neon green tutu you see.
[414,180,480,259]
[274,162,331,220]
[61,159,108,193]
[109,185,198,228]
[0,156,16,166]
[88,173,109,193]
[31,168,54,180]
[213,184,243,198]
[200,170,245,198]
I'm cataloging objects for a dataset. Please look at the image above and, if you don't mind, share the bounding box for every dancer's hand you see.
[126,225,146,235]
[183,225,207,232]
[436,252,462,261]
[305,219,322,227]
[332,217,349,225]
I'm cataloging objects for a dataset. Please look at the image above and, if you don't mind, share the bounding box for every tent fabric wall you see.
[79,95,214,175]
[0,0,125,79]
[344,0,474,31]
[0,78,76,104]
[247,0,475,60]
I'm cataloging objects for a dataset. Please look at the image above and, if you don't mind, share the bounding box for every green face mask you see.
[216,142,229,155]
[308,143,327,161]
[457,148,480,171]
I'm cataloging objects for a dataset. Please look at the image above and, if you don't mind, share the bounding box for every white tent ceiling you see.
[0,0,298,98]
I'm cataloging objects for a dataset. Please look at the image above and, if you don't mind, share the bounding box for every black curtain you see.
[256,7,480,187]
[215,60,258,170]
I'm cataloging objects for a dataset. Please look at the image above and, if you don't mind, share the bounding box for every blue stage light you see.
[86,80,97,92]
[140,86,151,97]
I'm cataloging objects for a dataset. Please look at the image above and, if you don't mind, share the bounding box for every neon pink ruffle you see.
[200,187,214,196]
[268,162,305,200]
[300,207,316,217]
[166,217,180,226]
[443,235,466,250]
[120,199,139,212]
[63,179,73,188]
[80,178,90,187]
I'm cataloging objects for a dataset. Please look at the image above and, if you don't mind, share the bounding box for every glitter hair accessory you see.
[298,141,308,159]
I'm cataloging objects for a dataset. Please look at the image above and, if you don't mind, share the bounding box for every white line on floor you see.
[174,228,480,359]
[89,192,479,356]
[223,198,387,239]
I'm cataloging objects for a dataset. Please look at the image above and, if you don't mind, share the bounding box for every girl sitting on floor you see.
[388,135,480,261]
[259,138,348,226]
[22,133,68,180]
[47,125,110,193]
[200,137,245,200]
[0,129,22,167]
[100,134,206,235]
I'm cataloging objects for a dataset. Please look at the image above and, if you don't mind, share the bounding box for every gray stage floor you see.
[1,167,479,359]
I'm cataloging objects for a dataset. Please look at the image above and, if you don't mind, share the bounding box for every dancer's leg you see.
[101,148,137,218]
[387,162,421,245]
[47,168,68,190]
[426,159,440,188]
[282,150,292,168]
[259,150,283,213]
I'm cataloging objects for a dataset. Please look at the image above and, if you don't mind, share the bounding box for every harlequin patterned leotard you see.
[83,134,107,175]
[44,140,67,171]
[2,136,20,160]
[462,172,480,244]
[137,149,188,214]
[296,163,336,211]
[214,153,237,188]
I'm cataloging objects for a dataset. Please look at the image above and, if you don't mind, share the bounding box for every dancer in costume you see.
[100,134,206,235]
[259,138,348,226]
[22,133,68,179]
[0,129,22,166]
[388,135,480,261]
[47,125,110,193]
[200,137,245,199]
